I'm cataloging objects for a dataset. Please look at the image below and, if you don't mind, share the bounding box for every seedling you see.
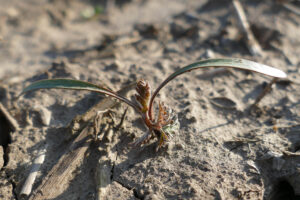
[21,58,286,148]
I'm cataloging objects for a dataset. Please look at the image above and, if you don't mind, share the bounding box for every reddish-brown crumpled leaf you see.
[135,79,151,113]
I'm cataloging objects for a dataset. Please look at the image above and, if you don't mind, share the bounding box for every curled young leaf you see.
[135,79,151,113]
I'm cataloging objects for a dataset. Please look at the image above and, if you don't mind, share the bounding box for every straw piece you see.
[232,0,263,56]
[20,145,47,198]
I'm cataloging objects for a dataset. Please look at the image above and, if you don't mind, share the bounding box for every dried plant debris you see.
[0,146,4,169]
[170,20,199,39]
[20,145,47,198]
[134,23,160,39]
[210,97,237,110]
[27,93,125,200]
[278,0,300,16]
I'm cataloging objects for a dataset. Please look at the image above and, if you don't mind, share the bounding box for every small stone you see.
[7,7,19,18]
[72,122,80,131]
[175,143,185,150]
[260,151,283,160]
[6,76,23,84]
[134,23,159,39]
[105,60,123,71]
[202,49,215,59]
[155,60,170,73]
[247,160,260,174]
[170,21,199,39]
[144,193,163,200]
[34,105,52,126]
[164,43,180,53]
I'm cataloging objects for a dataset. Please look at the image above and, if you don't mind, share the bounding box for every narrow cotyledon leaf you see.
[148,58,287,119]
[20,79,139,111]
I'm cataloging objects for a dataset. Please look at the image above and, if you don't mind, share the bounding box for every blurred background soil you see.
[0,0,300,199]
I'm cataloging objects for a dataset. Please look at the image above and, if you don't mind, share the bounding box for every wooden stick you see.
[232,0,263,56]
[28,124,94,200]
[252,78,278,107]
[20,145,47,198]
[0,102,19,131]
[282,2,300,16]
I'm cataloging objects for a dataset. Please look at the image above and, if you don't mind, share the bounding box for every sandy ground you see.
[1,0,300,199]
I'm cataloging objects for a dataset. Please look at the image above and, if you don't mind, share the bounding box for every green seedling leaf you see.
[148,58,287,118]
[21,79,139,110]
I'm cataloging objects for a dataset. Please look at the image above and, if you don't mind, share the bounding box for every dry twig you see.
[232,0,263,56]
[29,123,95,200]
[252,78,278,107]
[281,1,300,16]
[0,102,19,131]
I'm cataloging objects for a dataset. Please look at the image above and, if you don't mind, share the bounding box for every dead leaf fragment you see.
[210,97,237,109]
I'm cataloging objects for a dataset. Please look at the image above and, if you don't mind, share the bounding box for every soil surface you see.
[1,0,300,199]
